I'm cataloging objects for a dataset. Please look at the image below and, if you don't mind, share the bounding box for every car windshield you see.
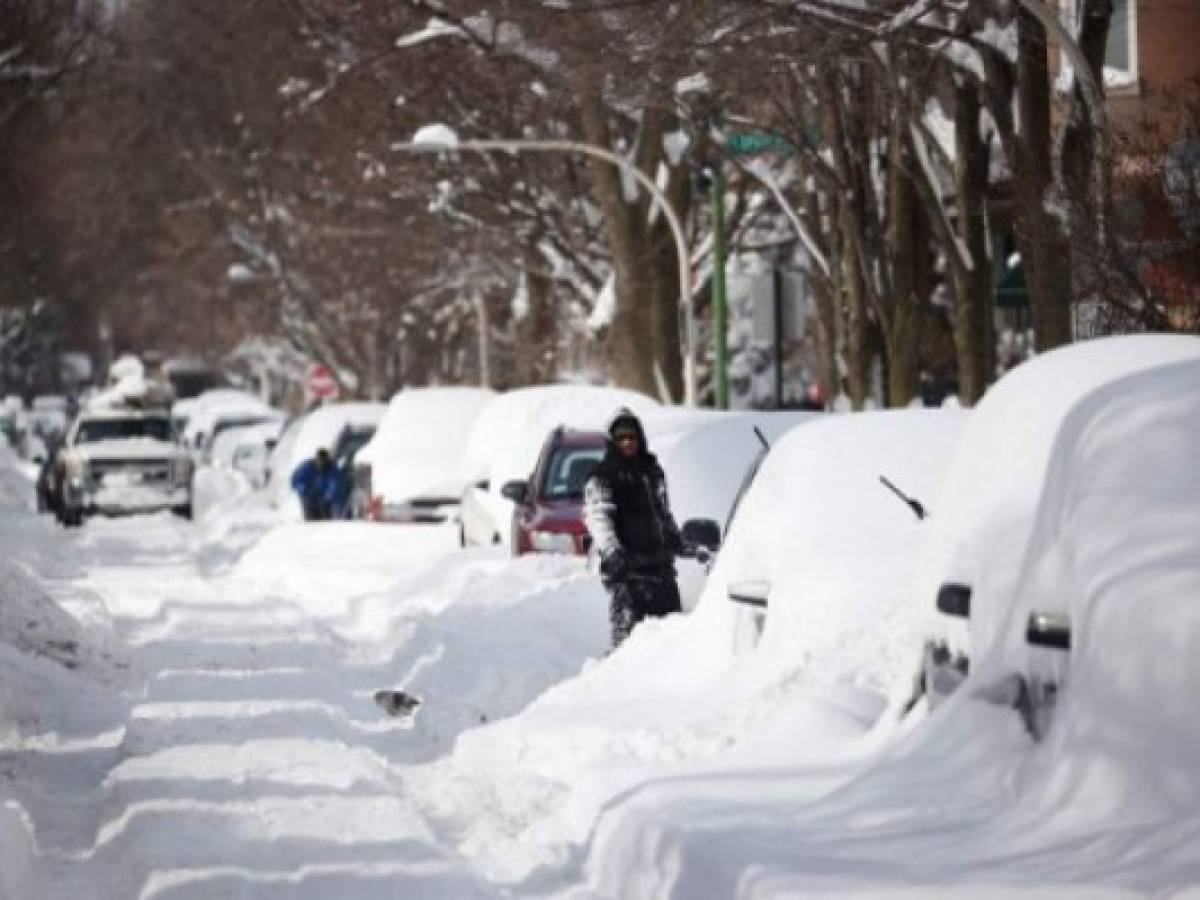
[211,417,271,442]
[540,446,603,500]
[76,417,173,443]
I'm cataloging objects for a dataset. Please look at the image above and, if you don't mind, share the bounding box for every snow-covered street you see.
[0,478,621,899]
[2,511,494,897]
[5,339,1200,898]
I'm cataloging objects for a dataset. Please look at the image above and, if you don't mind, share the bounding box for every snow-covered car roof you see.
[181,391,275,445]
[357,387,495,502]
[459,384,658,489]
[915,333,1200,658]
[210,419,285,470]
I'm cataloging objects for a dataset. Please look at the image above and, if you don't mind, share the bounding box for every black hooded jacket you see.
[583,409,683,573]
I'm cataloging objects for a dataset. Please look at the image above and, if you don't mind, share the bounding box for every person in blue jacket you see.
[290,448,341,521]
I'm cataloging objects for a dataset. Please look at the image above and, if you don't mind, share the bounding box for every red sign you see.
[307,363,339,399]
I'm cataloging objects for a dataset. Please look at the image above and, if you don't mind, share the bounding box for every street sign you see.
[306,363,338,400]
[725,131,795,156]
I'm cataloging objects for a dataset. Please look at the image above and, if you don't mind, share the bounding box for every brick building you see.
[1099,0,1200,329]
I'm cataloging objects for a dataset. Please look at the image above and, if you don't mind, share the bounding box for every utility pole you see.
[710,165,729,410]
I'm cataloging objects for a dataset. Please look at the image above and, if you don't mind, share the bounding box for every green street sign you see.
[725,131,794,156]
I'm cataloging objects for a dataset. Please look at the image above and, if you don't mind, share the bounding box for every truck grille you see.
[89,459,172,487]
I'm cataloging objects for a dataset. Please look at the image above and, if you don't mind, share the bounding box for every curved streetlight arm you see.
[392,137,697,407]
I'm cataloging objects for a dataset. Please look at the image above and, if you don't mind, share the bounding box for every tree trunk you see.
[953,83,996,404]
[1014,7,1074,350]
[841,223,872,409]
[884,119,923,408]
[646,161,689,402]
[573,72,658,395]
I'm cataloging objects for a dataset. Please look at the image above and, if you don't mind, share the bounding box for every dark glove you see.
[600,548,629,581]
[668,530,687,556]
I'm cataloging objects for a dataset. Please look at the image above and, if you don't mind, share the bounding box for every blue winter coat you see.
[290,459,343,506]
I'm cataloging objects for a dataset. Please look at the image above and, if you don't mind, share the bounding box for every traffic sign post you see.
[306,363,339,402]
[711,129,801,410]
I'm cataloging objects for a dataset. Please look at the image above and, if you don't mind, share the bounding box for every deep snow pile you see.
[227,521,609,759]
[406,408,967,884]
[0,446,127,748]
[577,337,1200,896]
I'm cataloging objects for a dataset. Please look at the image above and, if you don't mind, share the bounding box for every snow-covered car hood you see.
[69,438,186,461]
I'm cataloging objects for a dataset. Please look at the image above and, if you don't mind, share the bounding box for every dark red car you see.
[501,426,606,555]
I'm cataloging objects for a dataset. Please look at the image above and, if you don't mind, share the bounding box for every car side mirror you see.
[500,480,528,504]
[681,518,720,551]
[1027,612,1071,650]
[936,583,972,618]
[728,580,770,608]
[475,479,489,491]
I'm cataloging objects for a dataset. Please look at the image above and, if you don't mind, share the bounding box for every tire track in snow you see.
[33,516,496,899]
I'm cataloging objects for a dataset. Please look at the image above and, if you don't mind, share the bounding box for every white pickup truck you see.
[58,406,193,526]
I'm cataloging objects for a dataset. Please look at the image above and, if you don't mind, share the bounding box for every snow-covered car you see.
[263,402,385,515]
[214,419,284,488]
[57,405,193,525]
[906,334,1200,734]
[181,390,279,465]
[354,387,495,523]
[457,385,659,547]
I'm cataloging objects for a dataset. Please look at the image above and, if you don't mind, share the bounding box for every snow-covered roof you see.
[210,419,286,470]
[181,391,275,445]
[459,384,658,488]
[357,387,496,502]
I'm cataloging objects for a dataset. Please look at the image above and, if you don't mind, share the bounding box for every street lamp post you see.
[391,135,697,407]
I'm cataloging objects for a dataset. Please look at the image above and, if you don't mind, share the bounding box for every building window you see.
[1104,0,1137,88]
[1059,0,1138,91]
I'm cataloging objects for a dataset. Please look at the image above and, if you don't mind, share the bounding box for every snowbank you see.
[227,521,608,760]
[233,521,458,602]
[578,338,1200,896]
[407,408,967,884]
[0,560,127,744]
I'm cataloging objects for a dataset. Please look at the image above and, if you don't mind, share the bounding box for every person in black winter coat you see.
[584,408,687,648]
